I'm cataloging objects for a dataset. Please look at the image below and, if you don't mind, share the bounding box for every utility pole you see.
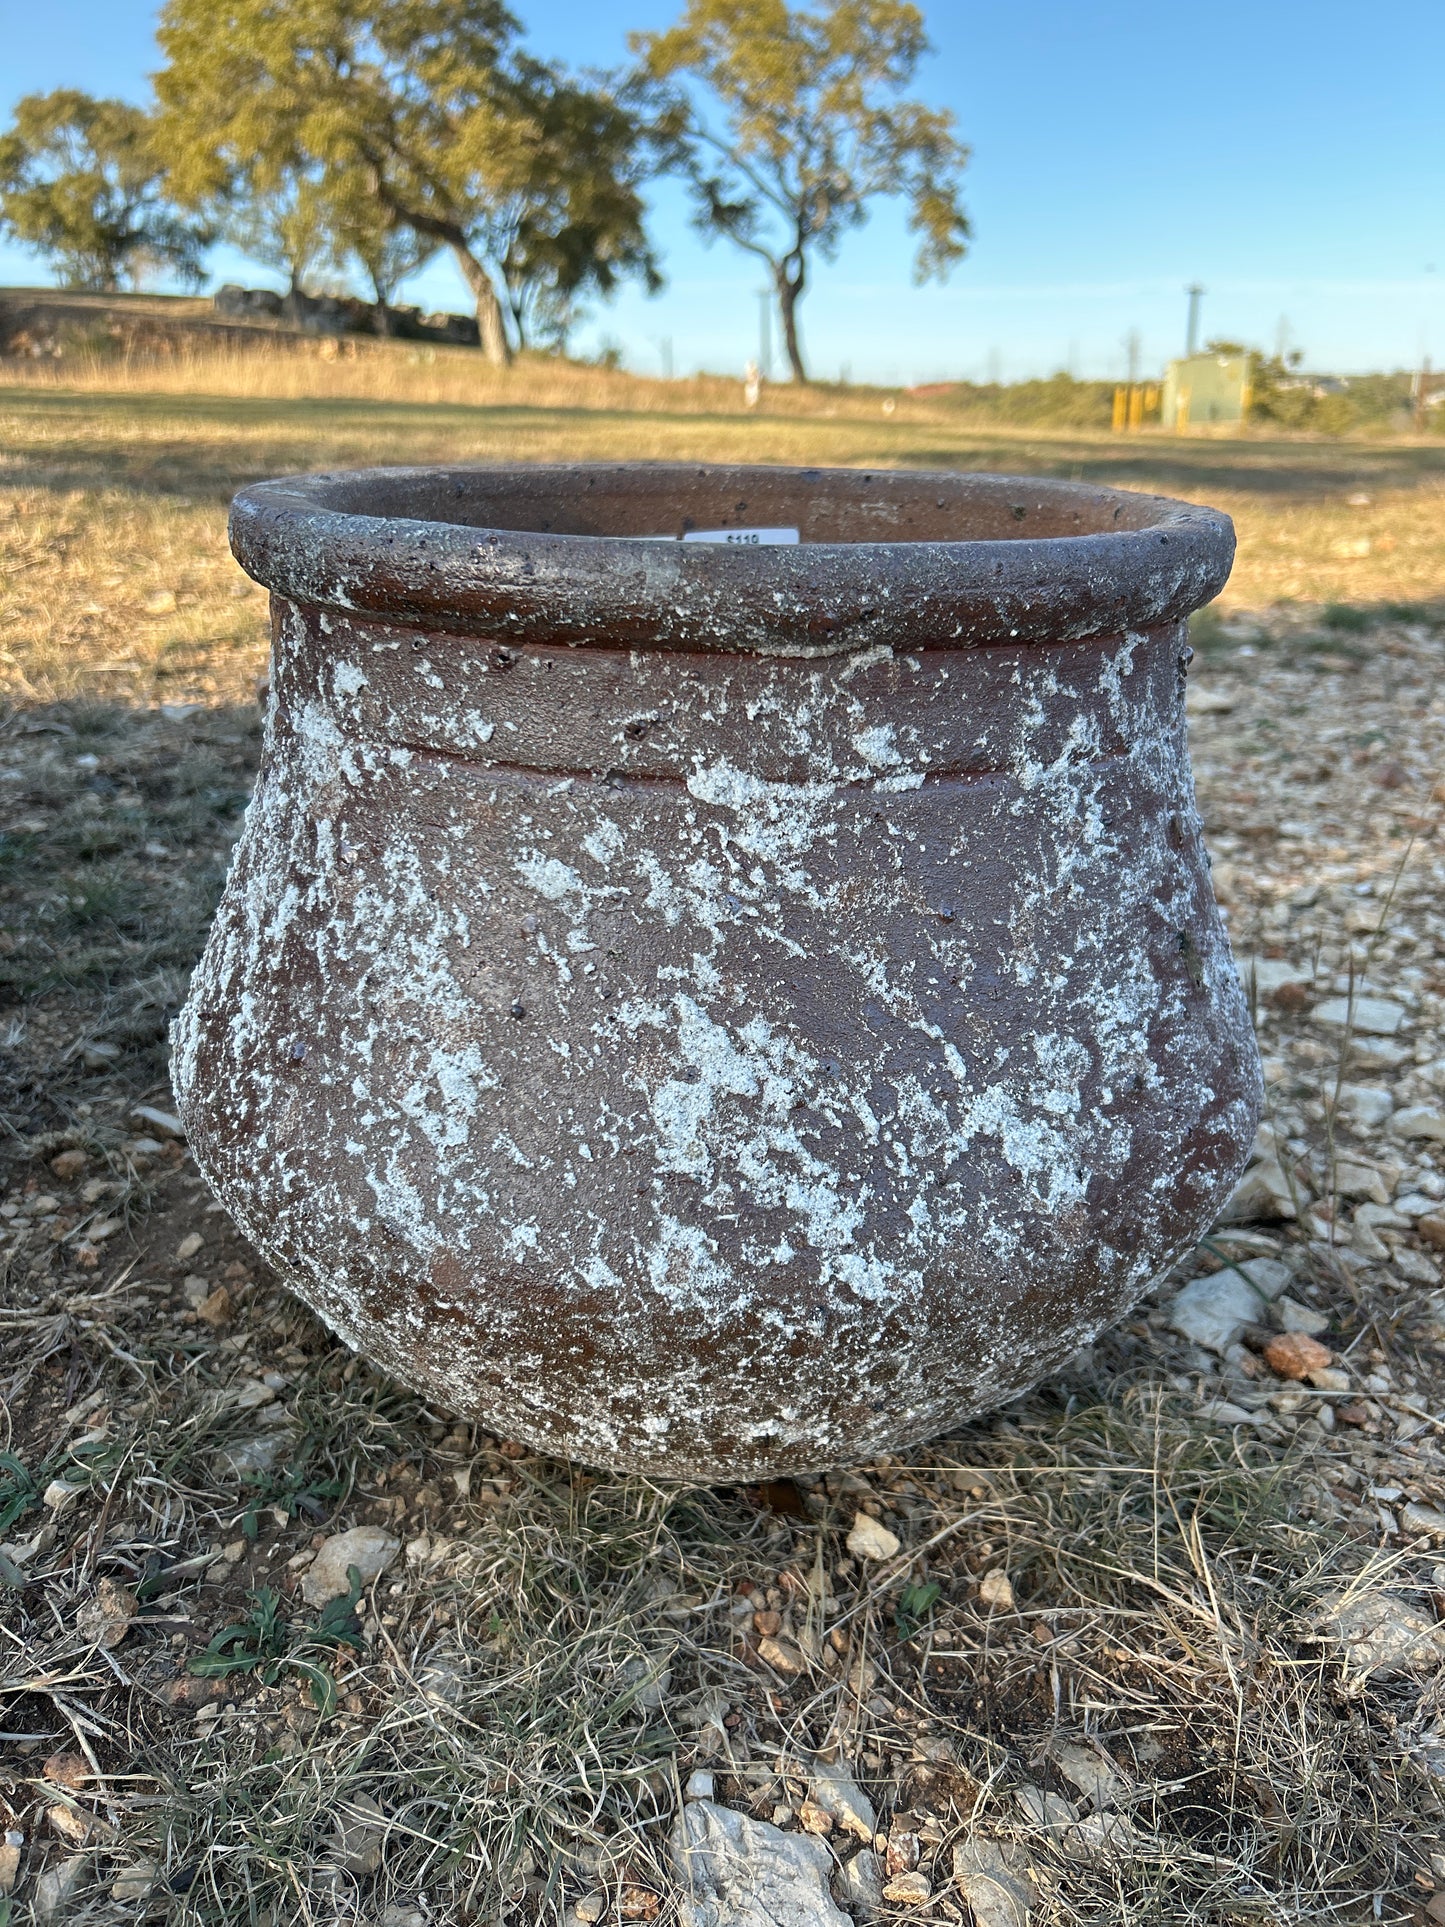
[1124,329,1140,384]
[1185,284,1205,357]
[757,291,772,382]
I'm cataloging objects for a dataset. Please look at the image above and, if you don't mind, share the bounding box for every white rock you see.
[1053,1741,1131,1810]
[845,1514,900,1562]
[1392,1247,1441,1286]
[1276,1296,1331,1337]
[685,1770,716,1802]
[1068,1810,1142,1855]
[1335,1084,1397,1129]
[1018,1784,1076,1831]
[301,1526,400,1606]
[979,1568,1015,1610]
[1333,1161,1391,1204]
[1393,1192,1439,1217]
[1216,1159,1298,1223]
[329,1792,387,1875]
[1168,1272,1268,1352]
[674,1798,851,1927]
[1313,995,1407,1036]
[806,1759,876,1841]
[1323,1589,1445,1679]
[1239,956,1311,994]
[33,1854,90,1924]
[131,1103,185,1138]
[1401,1503,1445,1537]
[836,1848,884,1921]
[1393,1106,1445,1143]
[111,1860,158,1901]
[1235,1256,1293,1300]
[952,1839,1035,1927]
[1198,1399,1265,1427]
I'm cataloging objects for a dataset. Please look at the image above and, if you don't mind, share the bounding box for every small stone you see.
[175,1230,204,1262]
[1324,1589,1445,1678]
[575,1894,607,1924]
[1217,1159,1298,1223]
[0,1836,18,1897]
[330,1791,386,1875]
[301,1526,400,1606]
[50,1149,89,1181]
[684,1769,715,1803]
[1309,1366,1351,1392]
[1392,1106,1445,1144]
[1312,995,1407,1036]
[1053,1741,1130,1810]
[1263,1332,1333,1381]
[1417,1212,1445,1249]
[42,1751,89,1790]
[881,1872,931,1904]
[111,1861,157,1902]
[1276,1296,1330,1337]
[798,1797,833,1834]
[757,1633,808,1676]
[79,1576,137,1648]
[890,1826,920,1873]
[1333,1162,1392,1204]
[143,588,178,615]
[1401,1503,1445,1537]
[1335,1085,1397,1129]
[33,1853,90,1924]
[979,1568,1014,1610]
[1018,1784,1076,1831]
[837,1848,884,1921]
[806,1758,877,1841]
[674,1799,850,1927]
[1169,1271,1266,1351]
[953,1838,1035,1927]
[1198,1399,1262,1426]
[196,1285,232,1326]
[846,1514,900,1562]
[1392,1247,1440,1285]
[42,1479,85,1512]
[131,1103,184,1138]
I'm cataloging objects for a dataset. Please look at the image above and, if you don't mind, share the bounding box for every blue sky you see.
[1,0,1441,383]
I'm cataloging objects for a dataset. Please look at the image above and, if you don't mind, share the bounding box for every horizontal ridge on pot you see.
[176,463,1260,1480]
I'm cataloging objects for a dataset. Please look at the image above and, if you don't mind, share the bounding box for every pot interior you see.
[309,465,1176,546]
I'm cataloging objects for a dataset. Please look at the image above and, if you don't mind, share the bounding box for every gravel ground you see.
[2,601,1445,1926]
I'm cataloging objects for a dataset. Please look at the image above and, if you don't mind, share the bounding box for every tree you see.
[227,168,337,302]
[473,72,663,350]
[633,0,970,383]
[0,89,209,291]
[343,212,434,333]
[154,0,659,366]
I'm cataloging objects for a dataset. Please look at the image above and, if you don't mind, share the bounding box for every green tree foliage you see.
[153,0,659,365]
[0,89,210,291]
[227,168,338,300]
[633,0,970,382]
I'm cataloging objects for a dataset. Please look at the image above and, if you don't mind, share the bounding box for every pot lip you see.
[230,461,1235,655]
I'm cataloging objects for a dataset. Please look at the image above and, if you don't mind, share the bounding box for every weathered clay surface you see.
[173,463,1260,1480]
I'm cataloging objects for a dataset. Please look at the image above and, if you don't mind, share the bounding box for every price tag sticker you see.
[681,526,800,546]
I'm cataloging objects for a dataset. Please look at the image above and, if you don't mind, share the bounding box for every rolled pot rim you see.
[230,461,1235,655]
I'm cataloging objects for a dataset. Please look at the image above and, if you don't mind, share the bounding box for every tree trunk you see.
[450,242,512,366]
[775,263,807,383]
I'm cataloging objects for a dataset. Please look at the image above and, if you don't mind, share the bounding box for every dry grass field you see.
[3,343,1445,1927]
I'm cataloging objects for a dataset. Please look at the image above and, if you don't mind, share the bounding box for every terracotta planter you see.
[174,463,1259,1480]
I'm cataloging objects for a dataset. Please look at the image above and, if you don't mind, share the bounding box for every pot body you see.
[175,465,1259,1479]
